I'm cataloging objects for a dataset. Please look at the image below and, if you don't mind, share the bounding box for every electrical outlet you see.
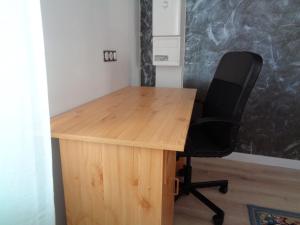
[103,50,117,62]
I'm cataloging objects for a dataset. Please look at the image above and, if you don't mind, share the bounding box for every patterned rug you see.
[248,205,300,225]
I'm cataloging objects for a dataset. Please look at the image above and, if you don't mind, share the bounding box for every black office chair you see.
[177,52,263,225]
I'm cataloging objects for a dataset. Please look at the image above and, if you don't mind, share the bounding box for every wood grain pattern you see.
[162,151,177,225]
[59,139,177,225]
[51,87,196,151]
[175,158,300,225]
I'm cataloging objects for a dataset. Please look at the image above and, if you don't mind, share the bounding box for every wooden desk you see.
[51,86,196,225]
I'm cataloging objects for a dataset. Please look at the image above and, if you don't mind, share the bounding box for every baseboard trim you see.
[224,152,300,170]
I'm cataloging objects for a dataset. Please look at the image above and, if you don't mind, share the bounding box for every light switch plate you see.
[103,50,117,62]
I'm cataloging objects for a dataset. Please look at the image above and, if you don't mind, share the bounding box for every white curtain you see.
[0,0,55,225]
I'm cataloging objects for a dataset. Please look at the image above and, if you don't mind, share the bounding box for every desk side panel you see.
[60,140,105,225]
[59,139,167,225]
[162,151,177,225]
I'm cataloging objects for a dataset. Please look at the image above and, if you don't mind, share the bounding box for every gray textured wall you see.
[140,0,300,159]
[184,0,300,159]
[141,0,156,86]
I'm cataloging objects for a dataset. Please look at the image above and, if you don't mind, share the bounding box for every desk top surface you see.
[51,86,196,151]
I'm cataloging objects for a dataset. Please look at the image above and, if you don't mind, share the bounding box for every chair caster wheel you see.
[219,185,228,194]
[213,214,224,225]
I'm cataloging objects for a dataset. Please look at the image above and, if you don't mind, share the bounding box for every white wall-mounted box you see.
[153,36,181,66]
[153,0,182,36]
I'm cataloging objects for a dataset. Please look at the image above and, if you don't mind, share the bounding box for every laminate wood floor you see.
[174,158,300,225]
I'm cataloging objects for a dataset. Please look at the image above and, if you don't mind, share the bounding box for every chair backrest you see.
[203,51,263,122]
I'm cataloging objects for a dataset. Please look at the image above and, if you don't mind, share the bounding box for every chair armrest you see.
[190,117,240,128]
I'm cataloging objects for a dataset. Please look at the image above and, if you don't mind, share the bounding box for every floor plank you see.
[174,158,300,225]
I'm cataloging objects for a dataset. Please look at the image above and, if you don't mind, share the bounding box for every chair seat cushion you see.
[179,122,233,158]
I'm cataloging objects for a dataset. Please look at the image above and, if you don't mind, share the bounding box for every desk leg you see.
[59,139,176,225]
[162,151,177,225]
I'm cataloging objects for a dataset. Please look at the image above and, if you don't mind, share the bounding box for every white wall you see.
[156,66,183,88]
[41,0,140,116]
